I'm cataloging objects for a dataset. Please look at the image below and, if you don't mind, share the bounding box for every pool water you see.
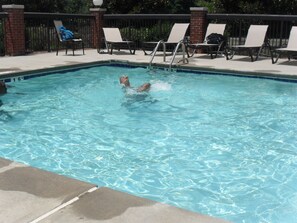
[0,66,297,223]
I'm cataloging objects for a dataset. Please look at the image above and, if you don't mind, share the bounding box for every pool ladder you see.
[148,40,188,71]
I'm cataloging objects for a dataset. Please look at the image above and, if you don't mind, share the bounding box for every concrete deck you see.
[1,49,296,223]
[0,157,229,223]
[0,49,297,79]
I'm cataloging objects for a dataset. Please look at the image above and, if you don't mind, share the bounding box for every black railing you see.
[208,13,297,55]
[24,12,94,53]
[104,14,190,48]
[0,12,7,56]
[2,12,297,56]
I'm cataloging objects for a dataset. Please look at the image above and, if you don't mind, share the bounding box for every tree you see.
[103,0,195,14]
[194,0,297,14]
[266,0,297,14]
[0,0,68,12]
[1,0,297,14]
[65,0,93,14]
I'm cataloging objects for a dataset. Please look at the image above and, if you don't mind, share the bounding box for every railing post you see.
[46,19,51,52]
[190,7,208,44]
[239,20,242,45]
[2,5,26,56]
[90,8,106,50]
[279,20,284,47]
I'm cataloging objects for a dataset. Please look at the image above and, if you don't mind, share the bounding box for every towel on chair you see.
[59,26,74,41]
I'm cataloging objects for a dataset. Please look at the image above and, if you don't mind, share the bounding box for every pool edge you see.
[0,157,231,223]
[1,59,297,83]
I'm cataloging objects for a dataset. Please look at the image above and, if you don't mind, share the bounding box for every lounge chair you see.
[102,28,135,55]
[187,23,226,58]
[142,23,189,55]
[272,26,297,64]
[225,25,269,62]
[53,20,84,56]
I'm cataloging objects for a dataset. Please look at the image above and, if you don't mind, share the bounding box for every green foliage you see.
[1,0,297,15]
[195,0,223,13]
[0,0,92,13]
[239,1,263,14]
[65,0,93,14]
[103,0,195,14]
[268,0,297,14]
[1,0,68,12]
[120,22,173,42]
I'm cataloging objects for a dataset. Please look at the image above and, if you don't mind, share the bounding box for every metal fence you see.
[24,12,94,53]
[0,12,7,56]
[104,14,190,49]
[2,12,297,56]
[208,14,297,55]
[104,13,297,55]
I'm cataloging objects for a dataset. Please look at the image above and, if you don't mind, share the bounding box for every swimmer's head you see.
[120,75,130,87]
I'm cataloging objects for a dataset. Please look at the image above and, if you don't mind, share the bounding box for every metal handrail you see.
[149,40,166,69]
[169,40,188,71]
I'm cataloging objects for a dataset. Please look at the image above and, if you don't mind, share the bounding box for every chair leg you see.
[65,42,68,55]
[209,46,219,59]
[190,48,197,57]
[228,49,235,60]
[105,41,110,54]
[272,51,281,64]
[143,49,153,55]
[255,46,263,61]
[127,43,132,54]
[214,47,221,59]
[224,48,229,60]
[127,43,135,55]
[209,47,214,59]
[185,45,193,58]
[82,42,85,55]
[56,41,59,56]
[215,42,224,58]
[249,49,254,62]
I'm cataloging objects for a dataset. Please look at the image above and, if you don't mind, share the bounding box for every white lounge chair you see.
[226,25,269,62]
[53,20,84,56]
[272,26,297,64]
[102,28,135,55]
[187,23,226,58]
[142,23,189,55]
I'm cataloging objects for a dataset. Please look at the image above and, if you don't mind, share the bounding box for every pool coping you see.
[0,157,230,223]
[1,59,297,83]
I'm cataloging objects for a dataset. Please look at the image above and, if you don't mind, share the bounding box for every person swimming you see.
[119,75,151,92]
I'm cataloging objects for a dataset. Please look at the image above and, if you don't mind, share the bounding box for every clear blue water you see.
[0,66,297,223]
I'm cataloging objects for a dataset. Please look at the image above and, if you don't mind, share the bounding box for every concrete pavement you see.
[0,158,229,223]
[1,49,297,80]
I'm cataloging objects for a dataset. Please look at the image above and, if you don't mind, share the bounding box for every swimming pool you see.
[0,65,296,223]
